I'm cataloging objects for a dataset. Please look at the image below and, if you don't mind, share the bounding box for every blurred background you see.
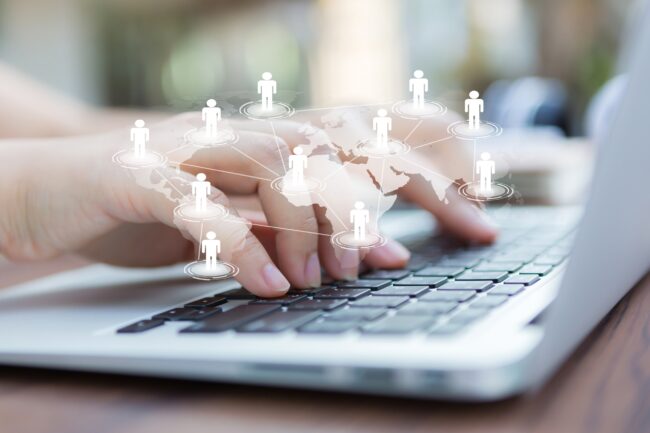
[0,0,642,136]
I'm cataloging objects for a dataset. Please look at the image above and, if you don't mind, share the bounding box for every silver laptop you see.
[0,7,648,402]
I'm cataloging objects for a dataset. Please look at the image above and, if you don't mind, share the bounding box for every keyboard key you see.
[436,258,481,268]
[362,269,411,280]
[504,274,540,285]
[519,264,553,275]
[456,271,508,282]
[473,261,523,272]
[251,293,308,305]
[415,266,465,277]
[397,301,457,315]
[394,276,447,287]
[491,253,537,263]
[298,320,359,334]
[117,319,165,333]
[314,288,370,300]
[220,288,255,299]
[181,304,281,332]
[326,307,386,321]
[488,284,525,296]
[153,307,197,321]
[437,281,492,291]
[373,285,429,297]
[238,310,321,333]
[350,296,410,308]
[337,279,392,290]
[185,296,227,308]
[468,295,508,309]
[534,255,566,266]
[289,298,347,311]
[362,315,434,334]
[300,286,334,295]
[405,254,431,270]
[428,322,465,336]
[181,306,223,321]
[446,250,487,260]
[419,290,475,303]
[448,308,488,324]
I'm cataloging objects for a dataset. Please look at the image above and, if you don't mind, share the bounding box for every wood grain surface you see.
[0,257,648,433]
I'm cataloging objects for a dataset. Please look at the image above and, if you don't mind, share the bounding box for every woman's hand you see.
[0,111,496,297]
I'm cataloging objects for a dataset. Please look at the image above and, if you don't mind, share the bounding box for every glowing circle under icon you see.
[173,202,229,223]
[331,231,386,250]
[457,181,515,202]
[239,101,295,120]
[447,121,503,141]
[112,149,168,170]
[270,176,325,196]
[184,128,239,148]
[392,100,447,120]
[355,138,410,158]
[184,260,239,281]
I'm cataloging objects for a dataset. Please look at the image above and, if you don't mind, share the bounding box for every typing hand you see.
[0,112,496,297]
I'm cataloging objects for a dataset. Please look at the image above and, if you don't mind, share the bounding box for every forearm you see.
[0,63,168,138]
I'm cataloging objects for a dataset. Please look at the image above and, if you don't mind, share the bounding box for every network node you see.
[173,201,229,223]
[270,176,325,196]
[184,128,239,148]
[355,138,410,158]
[239,101,295,120]
[447,120,502,140]
[112,149,167,170]
[184,260,239,281]
[457,181,515,202]
[392,100,447,120]
[331,230,387,250]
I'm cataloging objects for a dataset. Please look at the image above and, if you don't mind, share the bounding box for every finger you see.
[313,204,361,281]
[179,131,322,288]
[106,166,291,297]
[363,237,411,270]
[397,155,498,243]
[249,120,366,281]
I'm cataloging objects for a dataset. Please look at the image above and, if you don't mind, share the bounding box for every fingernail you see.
[339,249,359,281]
[304,252,322,288]
[470,207,500,240]
[340,249,360,269]
[368,239,410,266]
[383,240,411,261]
[262,263,290,293]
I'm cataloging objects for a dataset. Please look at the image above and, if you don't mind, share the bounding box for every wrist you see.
[0,139,48,259]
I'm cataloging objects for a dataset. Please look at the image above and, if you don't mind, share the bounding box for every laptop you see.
[0,8,648,402]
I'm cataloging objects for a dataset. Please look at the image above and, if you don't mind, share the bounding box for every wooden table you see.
[0,257,648,433]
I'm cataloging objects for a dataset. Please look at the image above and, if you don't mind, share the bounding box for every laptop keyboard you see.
[117,221,575,337]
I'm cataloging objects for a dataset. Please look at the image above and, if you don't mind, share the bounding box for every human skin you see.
[0,65,497,297]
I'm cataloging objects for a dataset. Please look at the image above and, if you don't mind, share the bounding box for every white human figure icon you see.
[465,90,484,130]
[202,99,221,138]
[409,69,428,108]
[201,231,221,270]
[288,146,308,186]
[372,109,392,151]
[191,173,211,211]
[130,119,149,158]
[257,72,277,111]
[350,201,370,241]
[476,152,496,194]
